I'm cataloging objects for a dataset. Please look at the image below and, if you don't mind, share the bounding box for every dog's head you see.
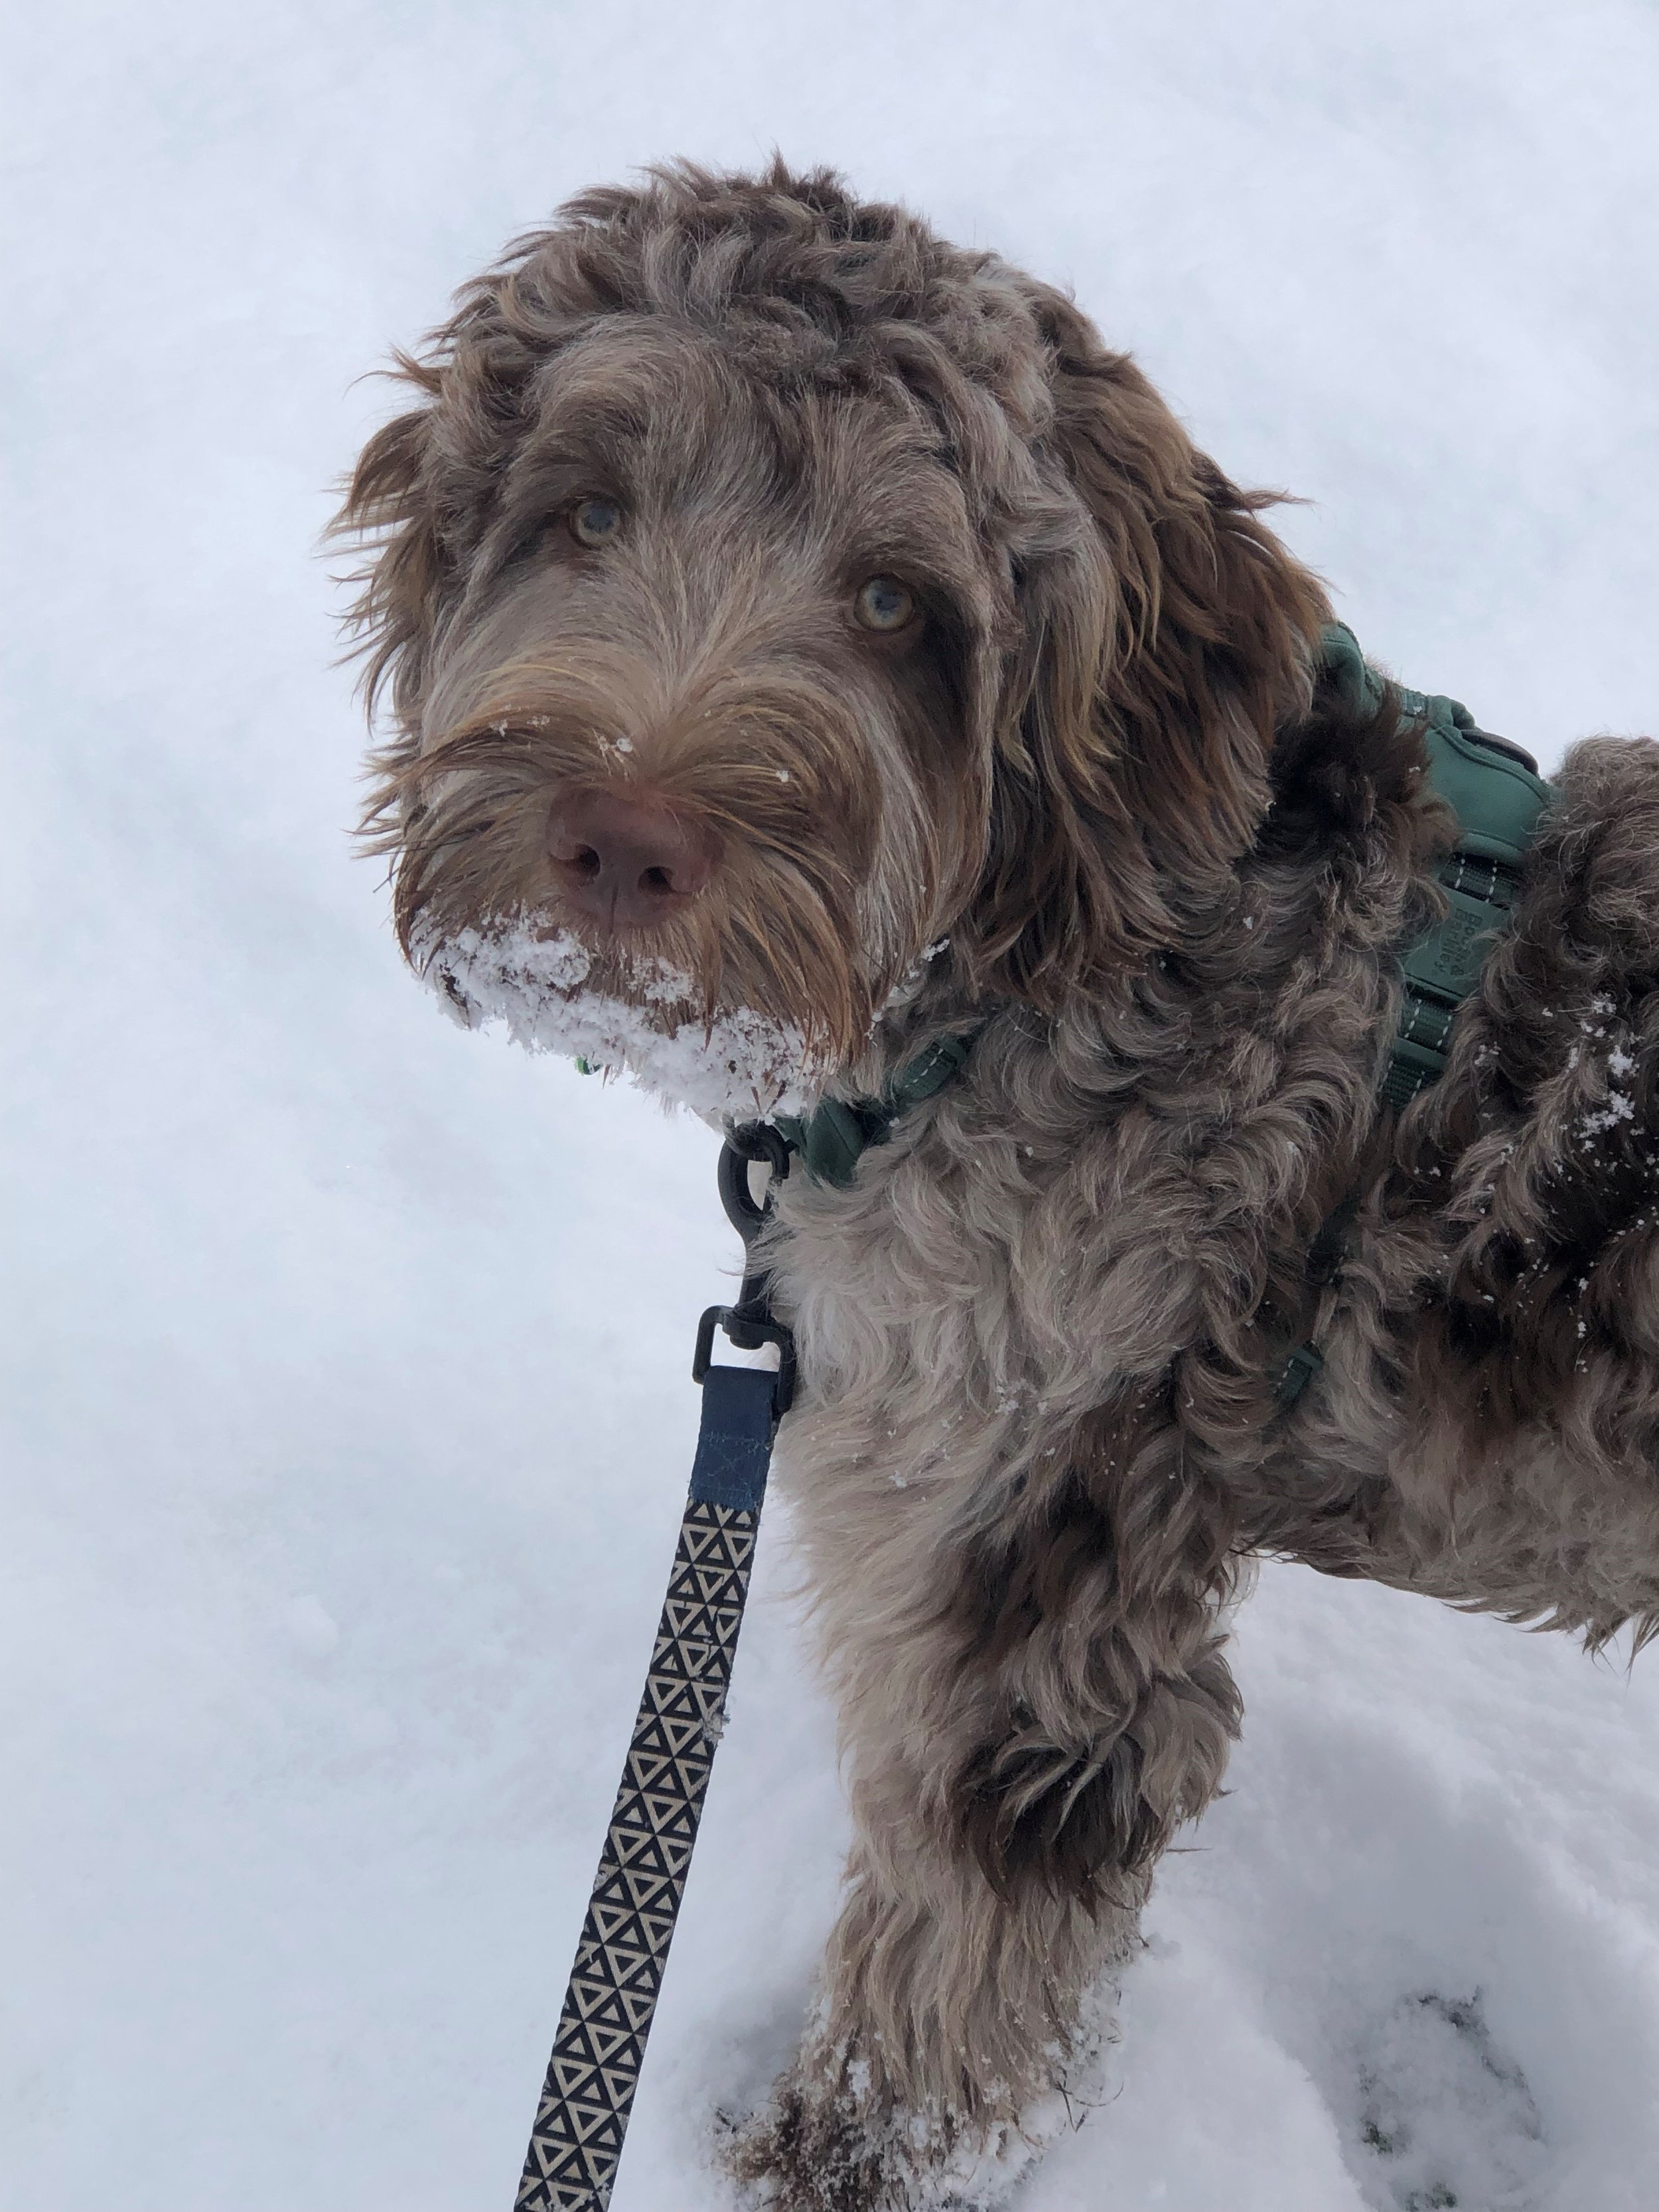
[339,160,1329,1114]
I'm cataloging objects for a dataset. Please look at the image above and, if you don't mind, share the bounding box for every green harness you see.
[773,625,1555,1187]
[1319,625,1555,1110]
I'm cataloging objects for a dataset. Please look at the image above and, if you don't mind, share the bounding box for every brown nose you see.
[546,788,719,932]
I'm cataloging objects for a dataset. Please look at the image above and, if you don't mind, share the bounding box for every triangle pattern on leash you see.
[515,1499,761,2212]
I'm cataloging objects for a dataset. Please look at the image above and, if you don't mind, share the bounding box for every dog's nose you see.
[547,788,719,931]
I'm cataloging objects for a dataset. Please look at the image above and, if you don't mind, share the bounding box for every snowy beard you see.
[411,916,824,1122]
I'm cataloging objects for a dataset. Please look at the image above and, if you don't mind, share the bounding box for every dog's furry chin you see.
[414,914,828,1119]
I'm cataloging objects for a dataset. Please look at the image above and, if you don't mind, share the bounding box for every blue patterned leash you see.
[514,1125,794,2212]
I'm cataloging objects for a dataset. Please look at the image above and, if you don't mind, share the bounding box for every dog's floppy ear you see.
[334,358,449,755]
[967,288,1331,1005]
[334,236,597,810]
[336,201,657,798]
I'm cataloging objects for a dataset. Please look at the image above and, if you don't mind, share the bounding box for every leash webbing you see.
[515,1130,793,2212]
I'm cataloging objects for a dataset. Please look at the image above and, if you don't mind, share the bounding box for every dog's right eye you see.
[853,576,916,632]
[569,497,623,548]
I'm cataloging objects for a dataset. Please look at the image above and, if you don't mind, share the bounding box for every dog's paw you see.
[1351,1990,1547,2211]
[715,2053,1050,2212]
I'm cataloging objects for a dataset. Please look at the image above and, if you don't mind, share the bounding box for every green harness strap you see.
[771,1029,980,1189]
[762,628,1555,1225]
[1279,626,1555,1400]
[1319,623,1555,1110]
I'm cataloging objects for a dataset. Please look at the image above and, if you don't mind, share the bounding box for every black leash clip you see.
[693,1120,797,1417]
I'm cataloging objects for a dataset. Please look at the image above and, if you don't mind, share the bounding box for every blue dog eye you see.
[570,497,622,546]
[855,575,915,632]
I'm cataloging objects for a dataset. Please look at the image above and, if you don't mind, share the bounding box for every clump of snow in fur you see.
[413,919,820,1120]
[1571,998,1643,1144]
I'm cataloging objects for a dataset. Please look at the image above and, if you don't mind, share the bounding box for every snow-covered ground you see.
[5,4,1658,2206]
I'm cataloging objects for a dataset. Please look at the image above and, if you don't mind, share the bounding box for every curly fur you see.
[338,159,1659,2207]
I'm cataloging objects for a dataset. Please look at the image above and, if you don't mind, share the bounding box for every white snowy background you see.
[5,3,1658,2207]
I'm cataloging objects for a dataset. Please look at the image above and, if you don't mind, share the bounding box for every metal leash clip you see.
[692,1119,797,1416]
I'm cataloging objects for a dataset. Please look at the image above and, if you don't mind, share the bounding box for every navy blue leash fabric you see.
[515,1130,792,2212]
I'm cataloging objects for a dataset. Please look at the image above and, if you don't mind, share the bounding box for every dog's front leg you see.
[724,1805,1125,2209]
[726,1408,1242,2209]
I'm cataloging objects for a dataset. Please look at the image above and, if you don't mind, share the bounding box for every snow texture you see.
[5,4,1659,2209]
[418,920,818,1120]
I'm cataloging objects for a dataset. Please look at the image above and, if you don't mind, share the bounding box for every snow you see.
[417,920,818,1120]
[5,3,1659,2208]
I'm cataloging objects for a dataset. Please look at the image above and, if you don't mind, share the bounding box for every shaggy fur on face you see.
[340,159,1659,2209]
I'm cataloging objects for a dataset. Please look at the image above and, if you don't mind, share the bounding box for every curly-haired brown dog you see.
[339,160,1659,2207]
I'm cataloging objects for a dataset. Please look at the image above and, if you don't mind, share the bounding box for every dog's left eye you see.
[853,576,916,632]
[569,497,623,548]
